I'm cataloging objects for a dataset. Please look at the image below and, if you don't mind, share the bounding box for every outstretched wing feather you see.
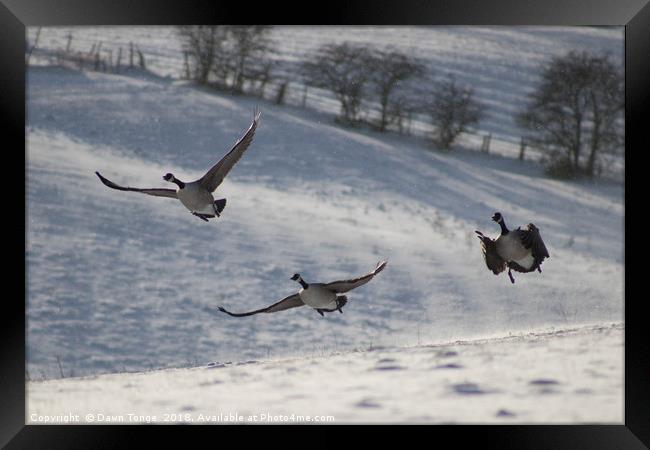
[218,293,304,317]
[322,260,388,294]
[199,109,261,192]
[95,172,177,199]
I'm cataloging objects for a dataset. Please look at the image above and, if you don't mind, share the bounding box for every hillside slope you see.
[28,26,624,168]
[26,66,623,379]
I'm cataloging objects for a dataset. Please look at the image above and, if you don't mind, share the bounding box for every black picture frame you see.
[4,0,648,447]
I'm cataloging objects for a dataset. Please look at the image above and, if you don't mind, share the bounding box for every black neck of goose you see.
[173,179,185,189]
[498,219,509,235]
[298,278,309,289]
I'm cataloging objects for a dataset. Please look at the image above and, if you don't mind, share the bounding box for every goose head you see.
[291,273,308,289]
[163,173,185,189]
[492,212,509,234]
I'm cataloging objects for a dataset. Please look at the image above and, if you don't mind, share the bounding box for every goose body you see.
[297,283,338,309]
[95,109,261,222]
[218,260,387,318]
[476,212,549,284]
[175,181,218,216]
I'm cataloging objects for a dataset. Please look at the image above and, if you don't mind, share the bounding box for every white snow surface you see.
[27,323,623,424]
[26,27,624,423]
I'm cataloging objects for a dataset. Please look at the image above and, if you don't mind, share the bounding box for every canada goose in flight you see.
[218,260,388,317]
[95,109,261,222]
[475,212,549,284]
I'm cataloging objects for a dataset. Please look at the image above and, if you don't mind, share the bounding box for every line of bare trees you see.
[178,28,622,177]
[300,42,485,150]
[178,29,485,151]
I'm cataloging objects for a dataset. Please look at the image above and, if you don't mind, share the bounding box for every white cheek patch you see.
[513,254,535,270]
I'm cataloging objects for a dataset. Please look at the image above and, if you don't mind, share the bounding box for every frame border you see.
[6,0,648,447]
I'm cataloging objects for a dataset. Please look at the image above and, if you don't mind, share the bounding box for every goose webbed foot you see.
[192,212,214,222]
[335,296,347,313]
[317,309,325,317]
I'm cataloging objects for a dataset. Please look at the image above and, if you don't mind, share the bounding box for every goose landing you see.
[475,212,549,284]
[218,260,387,318]
[95,109,261,222]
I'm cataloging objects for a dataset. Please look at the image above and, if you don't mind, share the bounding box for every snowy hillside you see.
[26,26,624,423]
[26,65,623,379]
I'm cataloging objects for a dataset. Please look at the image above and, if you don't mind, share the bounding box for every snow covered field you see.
[27,323,623,424]
[26,26,624,423]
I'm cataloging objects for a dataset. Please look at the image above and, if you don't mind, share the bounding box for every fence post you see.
[136,44,146,69]
[116,47,122,71]
[182,51,190,79]
[275,81,288,105]
[301,84,308,107]
[26,26,42,65]
[481,133,491,153]
[129,42,134,68]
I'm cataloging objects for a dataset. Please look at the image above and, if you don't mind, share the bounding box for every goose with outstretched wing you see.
[95,108,261,222]
[218,260,388,317]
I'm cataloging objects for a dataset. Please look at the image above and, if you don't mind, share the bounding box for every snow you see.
[26,26,623,423]
[27,323,623,424]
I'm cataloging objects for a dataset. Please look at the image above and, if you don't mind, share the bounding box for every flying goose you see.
[218,260,388,317]
[95,109,261,222]
[475,212,549,284]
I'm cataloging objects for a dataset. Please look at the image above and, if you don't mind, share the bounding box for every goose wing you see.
[322,260,388,294]
[198,109,261,192]
[510,223,549,272]
[217,293,303,317]
[526,223,550,258]
[476,231,507,275]
[95,172,177,199]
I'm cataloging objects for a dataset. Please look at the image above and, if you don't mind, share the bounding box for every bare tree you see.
[225,26,274,94]
[517,50,623,178]
[585,55,624,177]
[368,47,426,132]
[422,75,484,150]
[244,58,275,98]
[177,26,228,85]
[301,42,374,125]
